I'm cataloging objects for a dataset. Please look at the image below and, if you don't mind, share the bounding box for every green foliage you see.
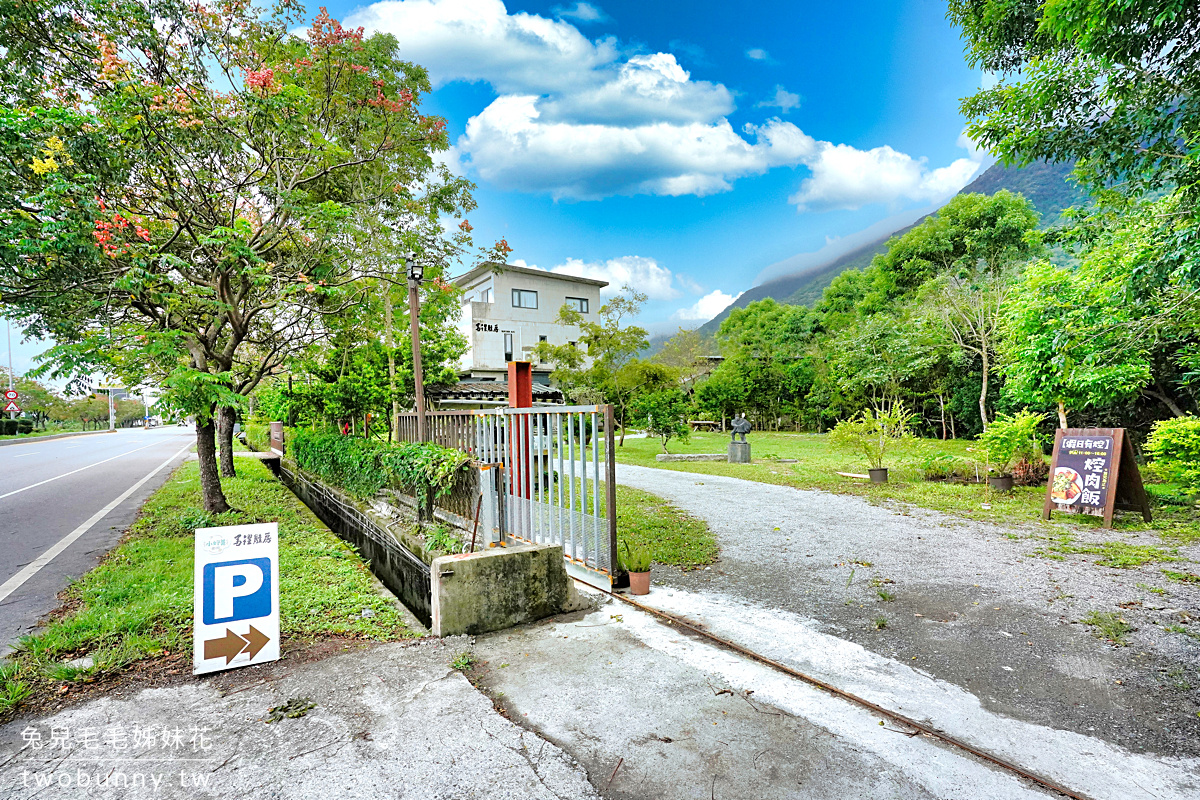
[978,410,1044,475]
[829,403,914,470]
[635,387,692,453]
[618,539,653,573]
[451,651,475,670]
[290,429,470,510]
[1146,417,1200,494]
[422,524,460,555]
[1000,259,1152,423]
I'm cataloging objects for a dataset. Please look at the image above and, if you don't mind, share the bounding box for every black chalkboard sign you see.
[1042,428,1151,529]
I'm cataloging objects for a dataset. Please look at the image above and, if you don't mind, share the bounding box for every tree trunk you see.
[978,350,990,432]
[1145,384,1186,417]
[384,284,398,443]
[217,405,237,478]
[1056,399,1068,430]
[196,417,231,514]
[938,394,947,440]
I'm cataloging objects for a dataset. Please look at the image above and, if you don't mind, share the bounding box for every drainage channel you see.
[583,580,1093,800]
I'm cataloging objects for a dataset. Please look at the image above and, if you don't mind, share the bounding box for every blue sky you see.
[336,0,988,332]
[6,0,986,378]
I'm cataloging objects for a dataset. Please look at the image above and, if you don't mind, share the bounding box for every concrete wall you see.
[431,544,587,637]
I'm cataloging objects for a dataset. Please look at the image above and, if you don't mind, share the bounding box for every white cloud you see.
[551,256,680,299]
[673,290,742,321]
[552,2,607,23]
[347,1,984,207]
[346,0,617,94]
[757,85,800,114]
[462,101,818,199]
[788,143,982,211]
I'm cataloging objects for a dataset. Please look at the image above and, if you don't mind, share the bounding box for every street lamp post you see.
[5,318,13,421]
[405,251,427,442]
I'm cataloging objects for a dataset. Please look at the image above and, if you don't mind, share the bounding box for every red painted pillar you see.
[507,361,533,504]
[507,361,533,409]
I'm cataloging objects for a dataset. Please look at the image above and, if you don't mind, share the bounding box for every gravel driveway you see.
[614,462,1200,759]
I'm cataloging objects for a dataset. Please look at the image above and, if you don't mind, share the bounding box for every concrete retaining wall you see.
[431,544,586,637]
[655,452,728,463]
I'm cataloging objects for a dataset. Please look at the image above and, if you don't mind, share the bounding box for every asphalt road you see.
[0,426,194,652]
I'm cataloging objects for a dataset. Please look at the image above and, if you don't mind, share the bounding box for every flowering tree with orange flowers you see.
[0,2,503,511]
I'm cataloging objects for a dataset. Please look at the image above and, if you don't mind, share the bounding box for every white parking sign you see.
[193,523,280,675]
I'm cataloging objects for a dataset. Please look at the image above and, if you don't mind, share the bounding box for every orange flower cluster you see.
[309,7,363,48]
[93,205,151,258]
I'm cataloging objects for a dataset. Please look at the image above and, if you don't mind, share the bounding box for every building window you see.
[480,287,493,303]
[538,335,548,342]
[503,332,514,362]
[512,288,538,309]
[564,296,589,313]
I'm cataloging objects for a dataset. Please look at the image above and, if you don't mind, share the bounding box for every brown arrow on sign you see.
[202,626,272,664]
[243,625,270,659]
[204,629,249,664]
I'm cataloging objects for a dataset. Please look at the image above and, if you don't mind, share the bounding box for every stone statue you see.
[730,413,751,442]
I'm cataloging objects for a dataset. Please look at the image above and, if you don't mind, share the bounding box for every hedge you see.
[289,429,470,511]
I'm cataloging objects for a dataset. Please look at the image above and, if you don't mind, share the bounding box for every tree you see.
[534,287,649,442]
[950,0,1200,208]
[1,3,479,511]
[652,328,716,394]
[635,388,692,454]
[1002,259,1155,429]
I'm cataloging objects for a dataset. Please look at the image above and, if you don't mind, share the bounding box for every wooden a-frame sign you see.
[1042,428,1152,529]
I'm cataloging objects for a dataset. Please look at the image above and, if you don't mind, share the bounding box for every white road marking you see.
[12,452,39,457]
[0,441,192,604]
[0,443,159,500]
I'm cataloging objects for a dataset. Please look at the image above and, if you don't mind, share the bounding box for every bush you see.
[979,411,1044,476]
[290,429,470,511]
[1146,416,1200,494]
[243,422,271,452]
[16,419,33,434]
[829,403,914,470]
[1012,455,1050,487]
[0,419,16,435]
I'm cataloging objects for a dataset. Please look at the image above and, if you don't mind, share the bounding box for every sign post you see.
[193,523,280,675]
[3,389,15,418]
[1043,428,1152,529]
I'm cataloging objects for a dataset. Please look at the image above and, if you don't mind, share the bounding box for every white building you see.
[453,263,607,382]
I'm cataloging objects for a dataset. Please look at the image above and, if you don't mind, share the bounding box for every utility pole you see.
[405,251,427,442]
[6,317,13,421]
[107,388,115,431]
[384,282,398,442]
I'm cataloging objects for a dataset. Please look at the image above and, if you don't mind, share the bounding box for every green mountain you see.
[694,160,1086,338]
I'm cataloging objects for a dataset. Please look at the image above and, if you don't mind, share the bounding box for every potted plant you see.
[979,410,1044,492]
[619,540,653,596]
[829,403,914,484]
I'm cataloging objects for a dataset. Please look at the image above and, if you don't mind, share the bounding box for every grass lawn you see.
[613,432,1200,549]
[617,485,717,569]
[0,459,416,718]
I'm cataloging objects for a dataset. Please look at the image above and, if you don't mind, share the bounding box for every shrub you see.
[1146,416,1200,494]
[829,403,914,471]
[0,419,16,435]
[243,422,271,452]
[1012,455,1050,487]
[16,419,33,434]
[979,411,1044,476]
[290,429,470,511]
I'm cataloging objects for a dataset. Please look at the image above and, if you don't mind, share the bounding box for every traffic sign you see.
[193,523,280,675]
[3,390,17,401]
[3,401,19,414]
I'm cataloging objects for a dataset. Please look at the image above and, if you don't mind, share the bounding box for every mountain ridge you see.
[693,160,1085,338]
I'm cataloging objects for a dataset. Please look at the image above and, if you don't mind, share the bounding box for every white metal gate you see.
[472,405,618,589]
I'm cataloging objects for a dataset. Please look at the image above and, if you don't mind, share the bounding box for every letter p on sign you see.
[194,524,279,675]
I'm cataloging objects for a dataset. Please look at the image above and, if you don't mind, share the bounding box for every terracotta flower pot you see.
[628,570,651,596]
[988,475,1014,493]
[868,468,888,484]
